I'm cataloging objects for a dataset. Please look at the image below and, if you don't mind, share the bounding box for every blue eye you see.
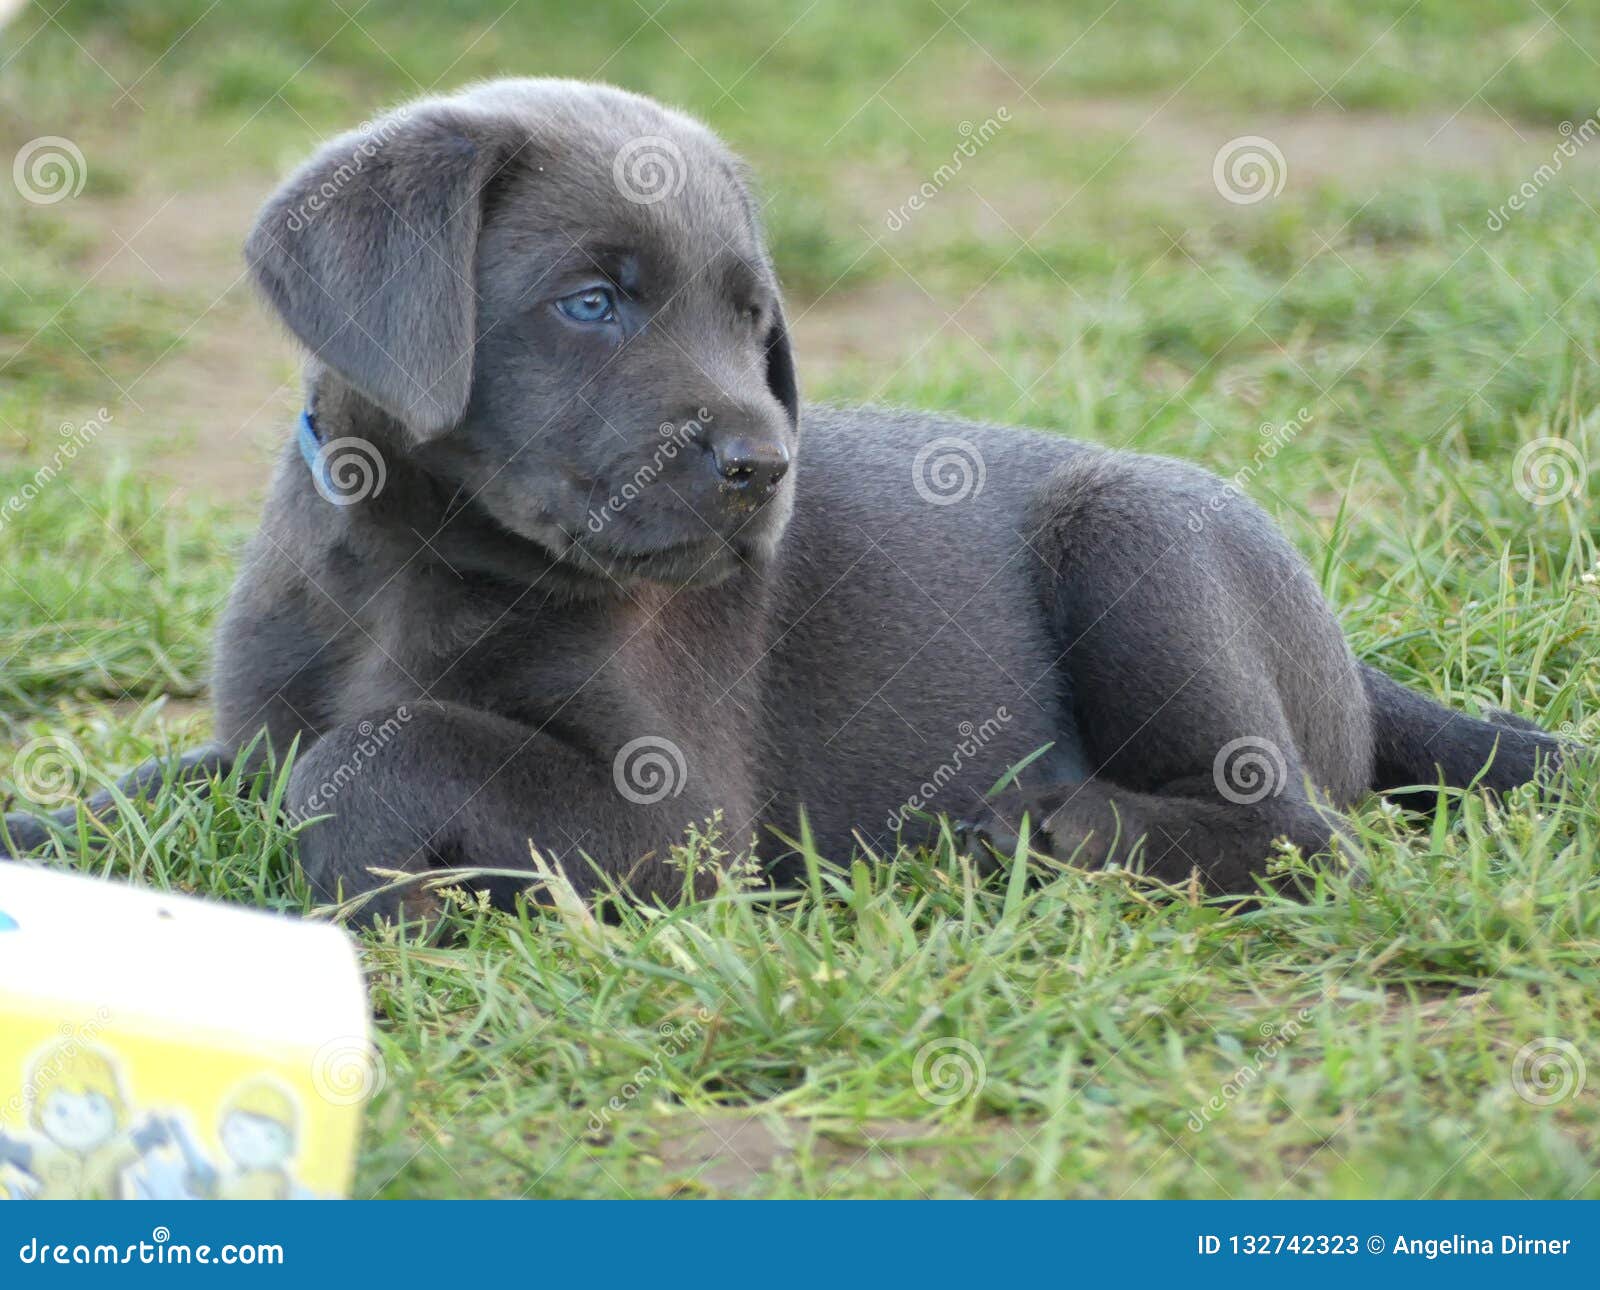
[557,287,618,324]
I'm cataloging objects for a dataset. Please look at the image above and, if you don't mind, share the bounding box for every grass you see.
[0,0,1597,1198]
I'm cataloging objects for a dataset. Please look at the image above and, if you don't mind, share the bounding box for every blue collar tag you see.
[297,410,333,496]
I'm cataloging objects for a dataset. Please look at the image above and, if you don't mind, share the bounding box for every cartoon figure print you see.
[154,1077,314,1200]
[214,1078,311,1199]
[0,1042,170,1200]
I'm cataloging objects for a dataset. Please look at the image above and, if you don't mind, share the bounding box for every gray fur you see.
[2,79,1569,917]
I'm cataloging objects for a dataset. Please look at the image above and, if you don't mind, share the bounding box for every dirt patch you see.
[64,184,260,294]
[1049,97,1552,197]
[642,1111,1031,1196]
[108,695,211,734]
[800,98,1592,381]
[837,92,1592,248]
[791,278,993,385]
[56,181,298,507]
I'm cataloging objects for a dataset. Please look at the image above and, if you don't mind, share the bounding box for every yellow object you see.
[0,865,373,1200]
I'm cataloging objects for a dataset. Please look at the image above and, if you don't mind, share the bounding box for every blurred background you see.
[1,2,1596,1198]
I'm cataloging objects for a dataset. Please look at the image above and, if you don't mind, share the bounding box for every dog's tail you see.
[1,744,232,857]
[1360,663,1566,796]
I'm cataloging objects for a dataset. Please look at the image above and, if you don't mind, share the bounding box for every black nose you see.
[711,437,790,493]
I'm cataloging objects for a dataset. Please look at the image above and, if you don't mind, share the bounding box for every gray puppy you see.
[3,79,1567,918]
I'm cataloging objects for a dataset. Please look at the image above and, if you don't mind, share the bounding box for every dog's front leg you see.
[287,700,718,924]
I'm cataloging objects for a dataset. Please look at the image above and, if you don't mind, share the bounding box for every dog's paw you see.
[953,801,1049,872]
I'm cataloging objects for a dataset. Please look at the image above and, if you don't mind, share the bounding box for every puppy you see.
[3,79,1568,919]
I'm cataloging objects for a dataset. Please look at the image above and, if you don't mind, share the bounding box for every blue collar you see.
[296,410,332,495]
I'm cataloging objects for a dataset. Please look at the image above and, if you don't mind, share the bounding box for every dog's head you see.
[245,78,799,589]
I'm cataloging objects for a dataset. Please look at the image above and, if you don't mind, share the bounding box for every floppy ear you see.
[763,304,800,427]
[245,104,511,438]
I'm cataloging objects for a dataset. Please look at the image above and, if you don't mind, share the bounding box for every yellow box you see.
[0,865,373,1200]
